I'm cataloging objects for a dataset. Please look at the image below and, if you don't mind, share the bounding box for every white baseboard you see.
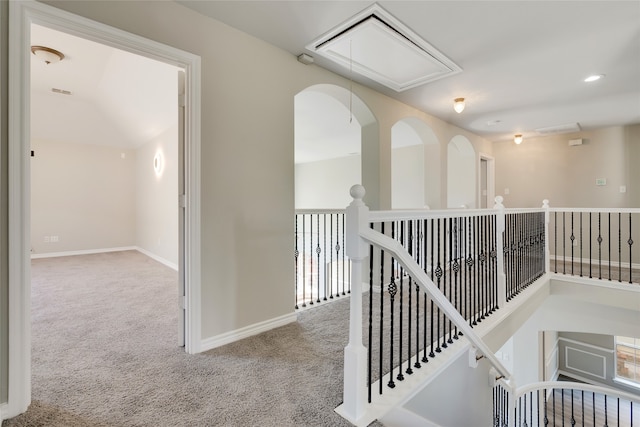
[135,247,178,271]
[30,246,137,259]
[29,246,179,271]
[200,312,298,352]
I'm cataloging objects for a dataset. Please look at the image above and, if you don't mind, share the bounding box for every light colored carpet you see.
[2,251,383,427]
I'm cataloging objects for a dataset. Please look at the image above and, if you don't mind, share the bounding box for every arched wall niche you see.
[391,117,441,209]
[294,84,378,209]
[447,135,476,208]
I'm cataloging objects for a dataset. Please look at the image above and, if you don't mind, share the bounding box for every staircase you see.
[334,185,640,426]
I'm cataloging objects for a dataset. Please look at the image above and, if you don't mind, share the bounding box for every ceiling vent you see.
[535,122,581,135]
[306,4,462,92]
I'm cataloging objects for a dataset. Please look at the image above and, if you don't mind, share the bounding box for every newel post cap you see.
[349,184,366,206]
[542,199,550,208]
[493,195,504,209]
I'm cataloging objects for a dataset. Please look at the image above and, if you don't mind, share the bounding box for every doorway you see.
[8,1,202,418]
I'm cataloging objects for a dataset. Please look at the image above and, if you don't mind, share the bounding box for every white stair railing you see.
[337,185,514,425]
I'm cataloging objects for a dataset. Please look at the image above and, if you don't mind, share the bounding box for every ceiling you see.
[178,0,640,143]
[31,24,178,149]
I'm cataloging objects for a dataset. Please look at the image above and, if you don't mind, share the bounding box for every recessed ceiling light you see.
[584,74,604,83]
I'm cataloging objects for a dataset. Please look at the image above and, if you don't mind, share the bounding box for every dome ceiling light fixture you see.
[453,97,465,113]
[31,45,65,64]
[514,134,523,145]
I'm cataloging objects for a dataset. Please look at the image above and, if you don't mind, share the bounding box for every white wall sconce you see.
[153,151,163,176]
[514,134,523,144]
[453,97,465,113]
[31,45,65,64]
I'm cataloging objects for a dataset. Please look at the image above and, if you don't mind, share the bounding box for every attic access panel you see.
[307,4,462,92]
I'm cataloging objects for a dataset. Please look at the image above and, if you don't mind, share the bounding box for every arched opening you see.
[391,117,440,209]
[293,84,377,308]
[447,135,476,208]
[294,88,361,209]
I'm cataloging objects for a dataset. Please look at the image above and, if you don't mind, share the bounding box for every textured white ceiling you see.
[178,0,640,142]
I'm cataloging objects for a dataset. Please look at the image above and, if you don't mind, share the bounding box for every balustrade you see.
[550,209,640,284]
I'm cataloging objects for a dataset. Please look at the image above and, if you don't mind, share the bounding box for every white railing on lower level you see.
[494,379,640,427]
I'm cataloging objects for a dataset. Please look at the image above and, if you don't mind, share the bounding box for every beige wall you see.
[295,155,361,209]
[494,126,639,208]
[1,0,8,405]
[30,140,137,254]
[136,124,179,266]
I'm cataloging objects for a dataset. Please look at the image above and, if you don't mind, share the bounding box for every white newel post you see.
[542,199,551,274]
[494,196,507,308]
[342,185,369,423]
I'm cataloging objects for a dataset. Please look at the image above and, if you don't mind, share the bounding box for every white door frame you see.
[7,1,202,419]
[478,153,495,208]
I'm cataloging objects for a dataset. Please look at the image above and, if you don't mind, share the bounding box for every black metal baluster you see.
[629,213,634,284]
[571,389,575,426]
[581,390,584,427]
[388,222,397,389]
[598,213,603,280]
[619,212,622,282]
[302,215,307,308]
[379,222,385,396]
[571,212,575,276]
[562,388,565,427]
[617,398,620,427]
[435,218,443,352]
[342,214,346,295]
[316,214,321,303]
[462,217,468,326]
[309,214,314,305]
[367,225,373,403]
[473,215,479,325]
[563,212,566,275]
[553,388,556,427]
[329,214,334,299]
[447,217,454,343]
[479,215,487,322]
[544,386,549,426]
[492,215,498,311]
[589,212,593,279]
[538,390,541,427]
[422,219,429,363]
[604,395,609,427]
[323,214,327,301]
[429,218,435,359]
[295,214,299,309]
[415,220,422,368]
[465,218,473,326]
[592,392,595,427]
[398,221,406,381]
[554,211,558,274]
[579,212,583,277]
[452,217,459,339]
[443,218,450,347]
[335,216,340,298]
[608,213,612,281]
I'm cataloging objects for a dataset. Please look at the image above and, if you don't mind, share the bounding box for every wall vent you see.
[306,4,462,92]
[51,87,72,95]
[535,122,581,135]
